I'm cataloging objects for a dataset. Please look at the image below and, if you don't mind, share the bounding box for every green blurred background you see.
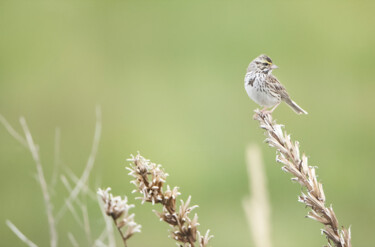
[1,0,374,246]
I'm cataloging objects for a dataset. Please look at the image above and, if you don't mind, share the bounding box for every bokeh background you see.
[1,0,375,246]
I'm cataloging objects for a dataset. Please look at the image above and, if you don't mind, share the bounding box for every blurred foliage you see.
[1,0,375,246]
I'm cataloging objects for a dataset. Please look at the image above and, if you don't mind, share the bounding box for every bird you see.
[244,54,308,115]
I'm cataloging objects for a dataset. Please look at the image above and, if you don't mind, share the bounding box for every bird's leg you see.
[256,106,270,117]
[259,103,280,116]
[260,106,268,113]
[269,102,280,113]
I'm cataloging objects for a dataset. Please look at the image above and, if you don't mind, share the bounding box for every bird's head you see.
[247,54,278,74]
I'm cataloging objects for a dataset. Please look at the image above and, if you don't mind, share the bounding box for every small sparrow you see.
[244,54,307,115]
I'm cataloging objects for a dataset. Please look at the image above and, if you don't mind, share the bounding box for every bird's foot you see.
[253,107,271,119]
[260,107,273,115]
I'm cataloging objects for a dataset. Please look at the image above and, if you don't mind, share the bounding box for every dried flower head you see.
[127,153,213,247]
[253,110,351,247]
[97,188,141,246]
[127,154,168,205]
[197,230,214,247]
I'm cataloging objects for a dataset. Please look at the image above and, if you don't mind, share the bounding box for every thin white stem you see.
[56,106,102,221]
[50,127,61,188]
[67,232,79,247]
[93,229,107,247]
[97,195,116,247]
[93,238,108,247]
[60,175,84,228]
[243,144,272,247]
[0,114,27,147]
[63,166,97,199]
[20,117,58,247]
[81,204,92,246]
[6,220,38,247]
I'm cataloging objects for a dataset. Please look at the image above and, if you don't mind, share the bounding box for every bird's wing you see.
[267,75,290,100]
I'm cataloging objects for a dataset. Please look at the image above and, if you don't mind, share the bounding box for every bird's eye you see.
[262,63,269,66]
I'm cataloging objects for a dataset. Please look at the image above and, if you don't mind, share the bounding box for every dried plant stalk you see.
[253,110,351,247]
[1,108,113,247]
[56,106,102,222]
[243,144,272,247]
[6,220,38,247]
[20,117,58,247]
[126,153,213,247]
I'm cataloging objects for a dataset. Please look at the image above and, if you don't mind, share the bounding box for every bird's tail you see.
[284,98,308,115]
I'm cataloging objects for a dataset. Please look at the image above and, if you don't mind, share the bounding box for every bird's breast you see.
[244,73,279,107]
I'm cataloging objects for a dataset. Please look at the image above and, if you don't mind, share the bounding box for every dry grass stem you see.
[20,117,58,247]
[0,114,28,147]
[60,175,85,228]
[50,128,61,188]
[253,110,351,247]
[96,195,116,247]
[6,220,38,247]
[243,144,272,247]
[56,106,102,221]
[126,153,213,247]
[67,232,79,247]
[63,166,97,199]
[98,188,141,247]
[1,108,112,246]
[93,229,109,247]
[81,204,92,245]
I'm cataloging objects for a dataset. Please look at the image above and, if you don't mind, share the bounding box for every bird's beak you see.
[271,64,279,69]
